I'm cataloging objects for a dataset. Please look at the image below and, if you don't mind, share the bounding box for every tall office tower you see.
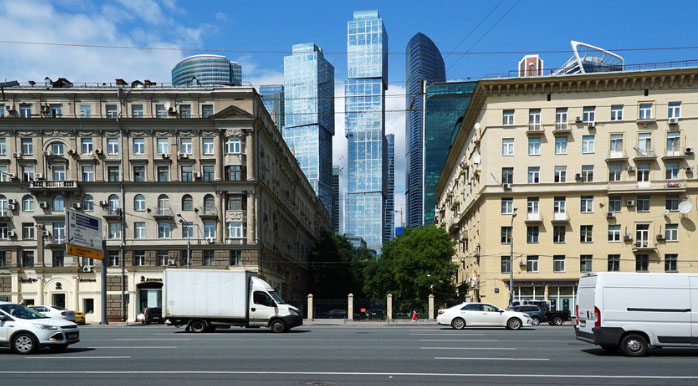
[405,33,446,228]
[345,10,388,251]
[384,134,395,241]
[283,43,335,216]
[172,55,242,86]
[331,166,341,233]
[260,85,285,132]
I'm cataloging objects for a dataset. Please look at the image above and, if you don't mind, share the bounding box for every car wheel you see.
[190,319,208,333]
[600,344,619,353]
[552,316,563,326]
[270,319,286,333]
[531,317,541,326]
[11,333,38,355]
[506,318,522,330]
[451,317,466,330]
[620,334,648,357]
[49,344,69,352]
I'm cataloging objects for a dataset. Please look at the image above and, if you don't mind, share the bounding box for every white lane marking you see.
[85,347,177,349]
[4,370,698,379]
[422,347,516,350]
[114,339,190,341]
[27,356,131,359]
[410,333,486,336]
[418,339,498,342]
[435,357,547,361]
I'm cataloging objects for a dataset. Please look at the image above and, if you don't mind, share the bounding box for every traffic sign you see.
[66,209,103,260]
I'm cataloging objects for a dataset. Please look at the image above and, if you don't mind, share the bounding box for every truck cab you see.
[248,277,302,331]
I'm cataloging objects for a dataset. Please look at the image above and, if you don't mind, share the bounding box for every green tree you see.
[363,225,458,311]
[308,232,371,298]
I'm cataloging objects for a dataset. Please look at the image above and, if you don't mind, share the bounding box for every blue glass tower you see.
[260,85,285,132]
[405,33,445,228]
[283,43,335,217]
[345,10,388,250]
[384,134,395,240]
[172,55,242,86]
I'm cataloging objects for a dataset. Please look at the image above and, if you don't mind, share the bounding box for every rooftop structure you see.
[553,41,624,75]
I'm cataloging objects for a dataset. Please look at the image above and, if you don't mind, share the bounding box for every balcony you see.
[662,149,686,160]
[632,240,656,251]
[225,238,247,245]
[524,213,543,223]
[0,209,11,220]
[46,237,65,247]
[552,122,571,134]
[29,180,79,192]
[103,208,121,220]
[605,151,628,162]
[198,207,218,220]
[666,181,683,189]
[152,207,174,220]
[526,123,544,135]
[633,148,656,160]
[551,212,569,223]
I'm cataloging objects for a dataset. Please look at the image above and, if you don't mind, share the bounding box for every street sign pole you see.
[100,239,108,325]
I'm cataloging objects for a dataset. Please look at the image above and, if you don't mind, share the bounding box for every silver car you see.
[0,302,80,354]
[30,305,77,322]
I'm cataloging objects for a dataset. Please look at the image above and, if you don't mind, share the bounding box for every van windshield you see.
[269,291,285,305]
[0,304,49,319]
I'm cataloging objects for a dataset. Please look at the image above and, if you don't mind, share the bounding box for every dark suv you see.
[142,307,164,324]
[506,305,546,326]
[367,305,385,320]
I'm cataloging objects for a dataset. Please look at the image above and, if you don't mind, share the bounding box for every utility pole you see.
[509,208,517,306]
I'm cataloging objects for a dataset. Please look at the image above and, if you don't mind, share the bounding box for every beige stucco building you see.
[0,81,330,322]
[436,67,698,313]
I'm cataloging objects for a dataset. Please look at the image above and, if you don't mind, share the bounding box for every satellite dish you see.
[164,102,171,110]
[473,154,481,165]
[678,200,693,214]
[474,122,481,130]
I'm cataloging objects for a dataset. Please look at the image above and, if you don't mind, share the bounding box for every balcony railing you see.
[633,148,656,159]
[663,149,685,159]
[633,240,655,250]
[153,207,174,219]
[553,122,570,132]
[525,213,542,222]
[29,180,78,189]
[199,207,218,219]
[607,150,627,160]
[526,122,543,134]
[552,212,569,222]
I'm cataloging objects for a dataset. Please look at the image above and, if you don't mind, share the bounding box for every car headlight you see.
[37,324,59,330]
[288,309,298,316]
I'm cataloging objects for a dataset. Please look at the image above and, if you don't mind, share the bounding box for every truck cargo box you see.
[165,270,252,319]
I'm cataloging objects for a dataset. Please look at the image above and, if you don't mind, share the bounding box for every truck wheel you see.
[190,319,208,333]
[11,333,38,355]
[620,334,648,357]
[601,344,619,353]
[506,318,522,330]
[270,319,286,333]
[451,317,466,330]
[551,316,563,326]
[531,317,541,326]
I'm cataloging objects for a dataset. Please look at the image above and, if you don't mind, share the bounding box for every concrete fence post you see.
[428,294,435,321]
[347,293,354,321]
[386,294,393,321]
[307,294,313,320]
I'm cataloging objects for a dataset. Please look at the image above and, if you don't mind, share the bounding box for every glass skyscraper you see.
[331,166,341,233]
[283,43,335,217]
[423,81,476,224]
[345,10,388,250]
[384,134,395,240]
[260,85,285,132]
[405,33,445,228]
[172,55,242,86]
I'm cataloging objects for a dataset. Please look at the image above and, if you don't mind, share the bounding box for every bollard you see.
[428,294,435,321]
[307,294,314,321]
[347,293,354,321]
[387,294,393,321]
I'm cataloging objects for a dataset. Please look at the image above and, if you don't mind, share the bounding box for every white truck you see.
[575,272,698,356]
[163,269,302,333]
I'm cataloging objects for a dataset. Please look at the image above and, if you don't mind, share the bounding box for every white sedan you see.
[437,302,533,330]
[29,305,77,322]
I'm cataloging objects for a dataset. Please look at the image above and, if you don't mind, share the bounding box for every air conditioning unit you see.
[42,230,50,237]
[168,107,177,114]
[167,259,177,267]
[82,266,93,273]
[574,173,582,180]
[206,237,215,244]
[7,173,16,180]
[12,152,21,158]
[35,173,43,180]
[94,149,103,155]
[73,202,82,210]
[8,199,17,205]
[161,153,170,159]
[587,122,596,128]
[39,202,49,209]
[67,149,76,156]
[8,203,16,211]
[627,165,635,172]
[624,234,633,241]
[194,172,201,179]
[656,234,665,241]
[668,117,679,124]
[606,212,615,218]
[7,231,16,238]
[519,260,526,266]
[575,116,582,123]
[181,154,189,159]
[503,183,512,190]
[685,147,694,154]
[686,167,694,173]
[40,105,50,114]
[626,199,635,207]
[99,200,107,207]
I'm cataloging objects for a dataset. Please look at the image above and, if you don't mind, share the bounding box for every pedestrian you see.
[411,310,418,321]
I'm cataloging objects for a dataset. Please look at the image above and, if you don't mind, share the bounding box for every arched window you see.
[0,195,6,215]
[134,194,146,211]
[22,195,34,212]
[158,194,169,210]
[83,195,94,211]
[108,194,120,211]
[52,195,65,211]
[182,194,193,211]
[203,194,215,212]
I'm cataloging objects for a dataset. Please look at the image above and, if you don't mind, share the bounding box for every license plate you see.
[66,332,79,340]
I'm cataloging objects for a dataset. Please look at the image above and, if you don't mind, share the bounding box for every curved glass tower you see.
[172,55,242,86]
[405,33,445,228]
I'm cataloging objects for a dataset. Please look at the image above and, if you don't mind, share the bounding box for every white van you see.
[576,272,698,356]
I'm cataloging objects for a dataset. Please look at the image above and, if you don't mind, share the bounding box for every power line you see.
[444,0,504,58]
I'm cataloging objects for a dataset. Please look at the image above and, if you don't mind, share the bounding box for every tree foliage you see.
[308,232,372,298]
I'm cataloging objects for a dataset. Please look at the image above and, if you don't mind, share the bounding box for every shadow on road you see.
[0,347,96,355]
[166,328,310,334]
[583,348,698,357]
[437,327,537,331]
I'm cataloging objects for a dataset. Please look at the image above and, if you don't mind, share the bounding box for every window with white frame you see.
[22,195,34,212]
[133,251,145,266]
[666,194,679,211]
[580,225,593,243]
[202,138,214,155]
[553,196,566,215]
[609,196,621,212]
[666,162,680,180]
[134,222,145,239]
[50,142,64,155]
[528,109,541,129]
[502,110,514,126]
[108,222,121,239]
[637,195,650,212]
[158,222,171,238]
[666,132,680,156]
[107,138,119,155]
[202,105,214,118]
[225,137,244,154]
[581,196,593,213]
[182,222,194,238]
[156,104,166,118]
[179,105,191,118]
[637,163,650,182]
[204,221,216,238]
[131,104,143,118]
[133,138,145,155]
[639,103,652,120]
[555,108,567,126]
[553,255,565,273]
[609,134,623,157]
[501,226,512,244]
[611,105,623,121]
[581,165,594,182]
[665,223,678,241]
[52,165,65,181]
[582,135,595,153]
[501,198,514,214]
[227,221,244,238]
[81,138,93,154]
[580,255,593,272]
[555,136,567,154]
[554,166,566,183]
[528,167,540,184]
[583,106,595,123]
[527,197,539,216]
[665,254,678,272]
[608,225,621,242]
[527,226,539,243]
[608,255,620,271]
[668,102,681,119]
[553,225,565,243]
[638,133,652,153]
[180,138,192,155]
[502,138,514,156]
[526,255,539,272]
[0,138,5,155]
[79,104,91,117]
[21,138,33,155]
[134,194,146,211]
[157,138,169,155]
[501,168,514,184]
[528,137,540,155]
[105,104,118,118]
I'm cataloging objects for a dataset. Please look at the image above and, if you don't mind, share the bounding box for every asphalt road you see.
[4,323,698,385]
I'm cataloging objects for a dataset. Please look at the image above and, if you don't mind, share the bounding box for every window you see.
[527,167,540,184]
[637,133,652,157]
[227,194,246,211]
[133,166,145,182]
[583,106,595,123]
[666,132,680,156]
[83,195,94,211]
[0,138,5,155]
[666,194,679,211]
[528,137,540,155]
[21,138,33,155]
[182,222,194,238]
[554,166,566,183]
[553,196,566,215]
[203,165,214,182]
[501,168,513,184]
[52,222,65,244]
[502,138,514,156]
[52,165,65,181]
[226,165,245,181]
[0,250,6,266]
[502,110,514,125]
[582,135,594,153]
[609,196,621,213]
[134,222,145,239]
[134,194,146,211]
[157,166,170,182]
[131,104,143,118]
[157,251,168,266]
[81,138,93,154]
[230,250,242,266]
[202,104,214,118]
[157,138,169,155]
[105,104,118,118]
[107,166,120,182]
[107,138,119,155]
[133,251,145,266]
[555,108,567,125]
[179,105,191,118]
[80,104,91,117]
[501,198,513,214]
[580,196,593,213]
[581,165,594,182]
[180,138,192,155]
[553,255,565,272]
[639,103,652,120]
[181,165,193,182]
[158,222,171,239]
[580,225,593,243]
[609,164,622,182]
[22,165,35,182]
[108,222,121,239]
[226,137,244,154]
[608,255,620,271]
[22,223,35,240]
[204,221,216,238]
[665,162,679,180]
[202,138,214,155]
[609,134,623,157]
[580,255,593,273]
[133,138,145,155]
[555,136,567,155]
[668,102,681,119]
[22,251,34,267]
[500,256,511,274]
[501,226,512,244]
[204,194,215,213]
[636,254,649,272]
[22,195,34,212]
[227,221,244,238]
[608,225,621,242]
[526,256,539,272]
[637,163,650,182]
[20,104,31,118]
[665,254,678,272]
[203,250,215,266]
[611,105,623,121]
[665,223,678,241]
[108,194,120,211]
[637,195,650,212]
[527,197,539,216]
[528,109,541,129]
[156,104,166,118]
[52,195,64,211]
[553,225,566,243]
[158,195,170,214]
[182,195,193,211]
[0,166,7,182]
[526,226,539,243]
[50,142,64,155]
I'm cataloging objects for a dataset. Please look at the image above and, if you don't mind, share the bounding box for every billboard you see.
[65,209,103,260]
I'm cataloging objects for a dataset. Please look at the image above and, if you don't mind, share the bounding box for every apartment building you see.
[436,67,698,313]
[0,81,330,322]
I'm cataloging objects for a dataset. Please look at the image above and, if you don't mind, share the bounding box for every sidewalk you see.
[80,319,576,327]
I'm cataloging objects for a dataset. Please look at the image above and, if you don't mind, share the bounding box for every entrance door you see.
[52,293,66,309]
[249,291,276,327]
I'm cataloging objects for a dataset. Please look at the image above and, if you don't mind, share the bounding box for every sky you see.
[2,0,698,229]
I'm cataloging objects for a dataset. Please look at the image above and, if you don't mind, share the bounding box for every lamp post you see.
[509,208,517,306]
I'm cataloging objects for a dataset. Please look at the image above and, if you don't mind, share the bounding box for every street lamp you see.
[509,208,517,306]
